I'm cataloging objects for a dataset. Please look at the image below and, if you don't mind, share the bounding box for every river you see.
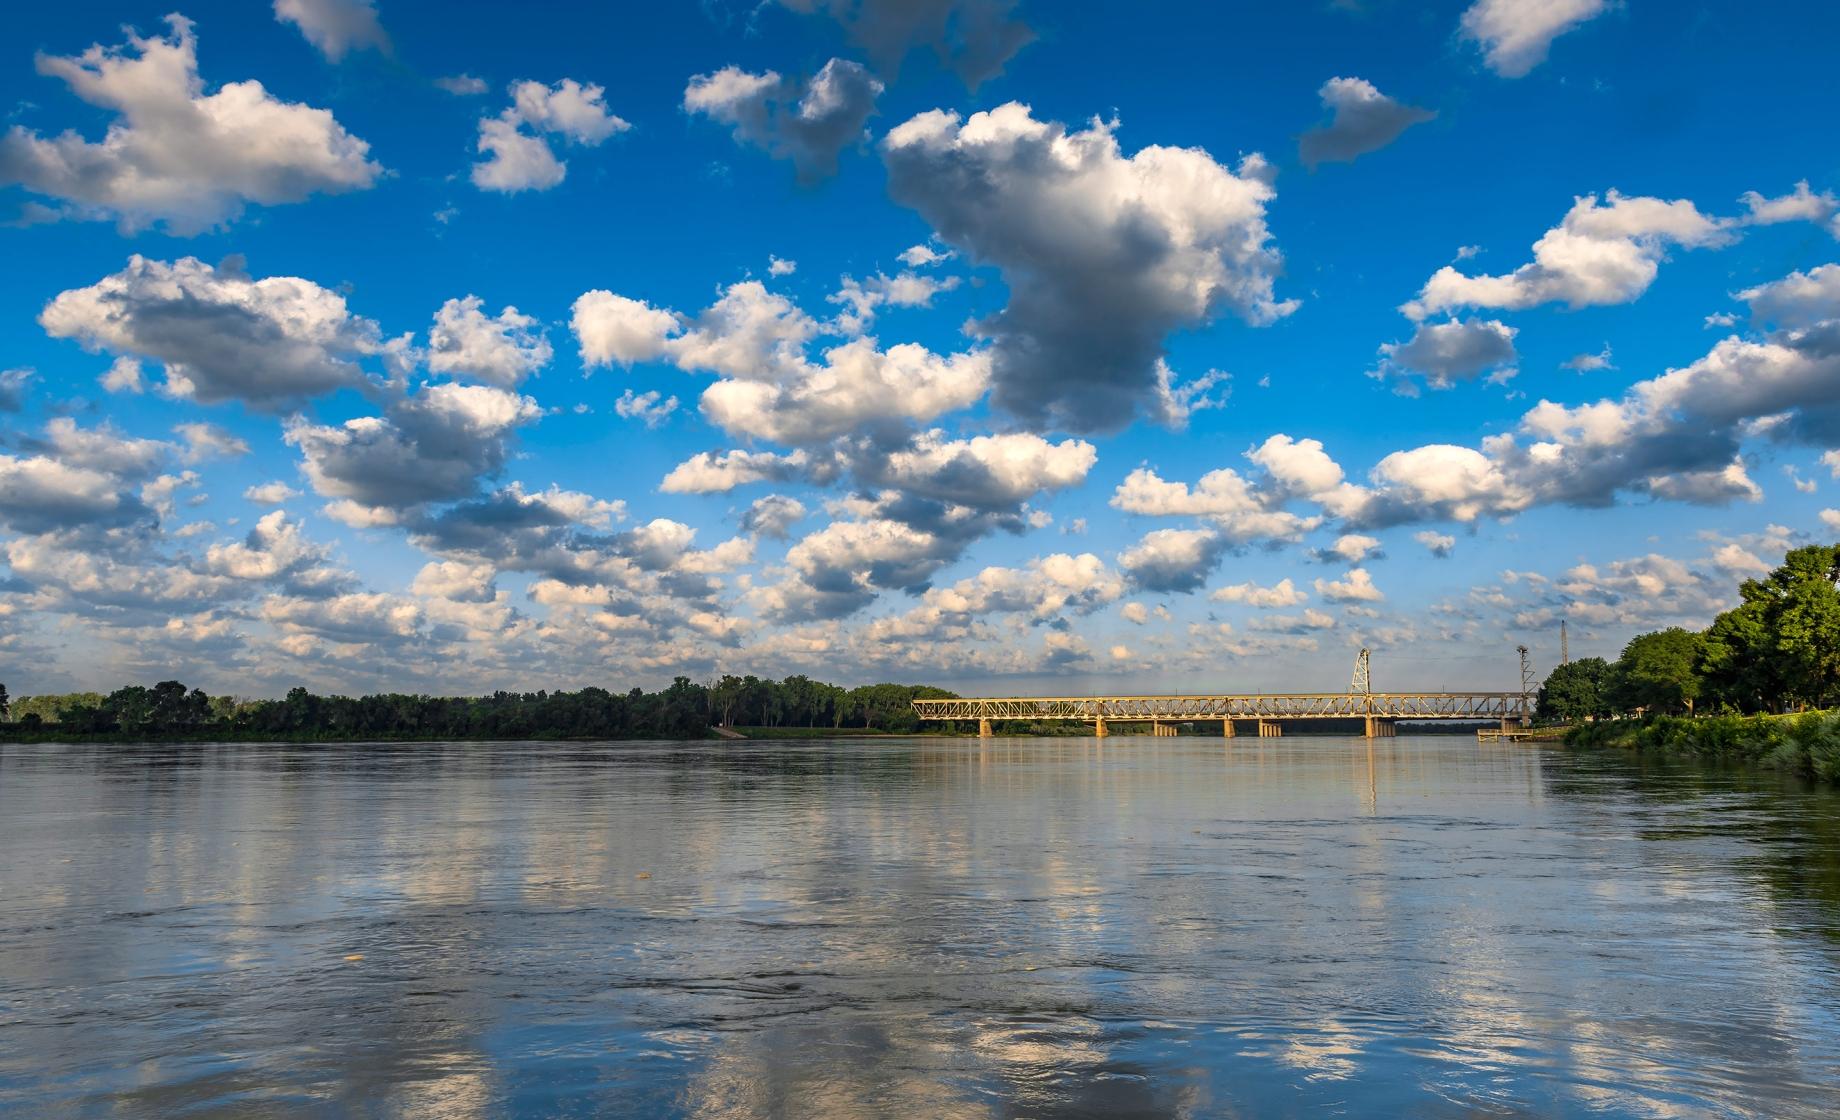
[2,735,1837,1117]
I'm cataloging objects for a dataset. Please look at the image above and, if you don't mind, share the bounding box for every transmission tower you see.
[1518,644,1535,696]
[1561,620,1569,665]
[1349,647,1371,694]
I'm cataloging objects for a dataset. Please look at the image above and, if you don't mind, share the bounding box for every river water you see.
[2,735,1838,1118]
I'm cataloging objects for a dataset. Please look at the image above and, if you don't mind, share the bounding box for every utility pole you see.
[1560,620,1569,666]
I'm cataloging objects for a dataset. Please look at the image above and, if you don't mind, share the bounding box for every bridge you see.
[910,649,1535,738]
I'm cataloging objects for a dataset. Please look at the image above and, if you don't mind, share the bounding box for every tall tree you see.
[1537,658,1611,722]
[1611,628,1705,715]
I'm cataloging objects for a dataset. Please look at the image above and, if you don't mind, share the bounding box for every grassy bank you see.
[1565,710,1840,783]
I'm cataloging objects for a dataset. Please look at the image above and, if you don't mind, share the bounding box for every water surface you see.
[2,735,1838,1117]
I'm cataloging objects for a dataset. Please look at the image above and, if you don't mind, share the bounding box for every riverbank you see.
[1565,710,1840,783]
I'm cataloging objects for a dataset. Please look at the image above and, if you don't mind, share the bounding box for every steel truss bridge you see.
[911,691,1532,739]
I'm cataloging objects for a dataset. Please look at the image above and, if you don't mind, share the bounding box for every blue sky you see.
[2,0,1838,697]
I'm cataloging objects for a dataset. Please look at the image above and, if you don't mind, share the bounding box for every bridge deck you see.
[912,692,1530,721]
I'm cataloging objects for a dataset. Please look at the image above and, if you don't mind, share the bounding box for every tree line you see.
[1538,543,1840,721]
[0,675,958,742]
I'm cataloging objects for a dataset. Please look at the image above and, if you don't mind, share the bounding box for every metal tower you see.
[1561,620,1569,666]
[1350,647,1371,694]
[1518,645,1535,697]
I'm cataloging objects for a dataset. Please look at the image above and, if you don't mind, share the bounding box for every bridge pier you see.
[1257,719,1283,738]
[1222,718,1235,738]
[1093,717,1107,738]
[1153,721,1177,736]
[978,718,992,738]
[1363,716,1397,738]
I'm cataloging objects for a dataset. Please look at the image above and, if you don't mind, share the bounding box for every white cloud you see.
[1118,528,1229,593]
[274,0,389,61]
[1563,345,1614,372]
[411,560,497,603]
[42,255,397,409]
[245,481,301,505]
[287,383,542,512]
[740,495,807,539]
[1821,509,1840,532]
[1324,533,1381,563]
[1403,191,1729,319]
[427,296,552,386]
[1375,318,1518,391]
[99,356,143,394]
[0,369,32,412]
[1825,450,1840,479]
[1459,0,1608,78]
[1737,264,1840,330]
[768,256,797,276]
[867,431,1095,509]
[573,280,990,445]
[660,449,811,494]
[1315,567,1384,603]
[685,59,883,183]
[1414,530,1456,557]
[472,79,629,193]
[1739,181,1840,237]
[614,389,680,428]
[898,243,953,267]
[436,74,488,95]
[0,16,381,233]
[882,102,1294,430]
[1299,77,1434,168]
[175,422,249,463]
[1211,577,1307,608]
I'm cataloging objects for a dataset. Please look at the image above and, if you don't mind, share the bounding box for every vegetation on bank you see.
[1565,711,1840,783]
[1535,544,1840,784]
[0,677,957,743]
[1537,544,1840,722]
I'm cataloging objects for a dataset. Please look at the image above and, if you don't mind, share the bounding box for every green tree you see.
[0,682,8,720]
[1537,658,1611,722]
[1611,628,1706,715]
[1765,544,1840,709]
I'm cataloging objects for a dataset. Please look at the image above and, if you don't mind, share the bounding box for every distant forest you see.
[0,676,957,742]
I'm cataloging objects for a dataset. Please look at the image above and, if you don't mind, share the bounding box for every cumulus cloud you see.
[1403,191,1729,320]
[427,296,552,386]
[1374,318,1518,392]
[776,0,1033,87]
[1321,533,1381,563]
[1299,77,1434,168]
[1738,180,1840,237]
[1737,264,1840,330]
[41,255,399,409]
[572,280,990,445]
[99,357,144,394]
[245,481,301,505]
[684,59,883,183]
[1822,509,1840,532]
[1825,450,1840,479]
[861,431,1095,510]
[274,0,389,61]
[1459,0,1608,78]
[1211,577,1307,608]
[473,79,629,193]
[286,382,542,515]
[1118,528,1230,593]
[1110,433,1374,548]
[0,419,168,535]
[203,510,349,595]
[1563,345,1614,372]
[660,448,814,494]
[0,16,381,233]
[614,389,680,428]
[882,102,1294,431]
[740,494,807,539]
[1415,530,1456,557]
[1314,567,1384,603]
[410,560,497,603]
[175,422,249,463]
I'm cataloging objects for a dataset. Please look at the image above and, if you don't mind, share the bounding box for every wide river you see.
[2,735,1838,1118]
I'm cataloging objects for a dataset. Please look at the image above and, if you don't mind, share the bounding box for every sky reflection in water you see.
[2,736,1838,1118]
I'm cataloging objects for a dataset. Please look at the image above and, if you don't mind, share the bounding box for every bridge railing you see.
[911,692,1531,721]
